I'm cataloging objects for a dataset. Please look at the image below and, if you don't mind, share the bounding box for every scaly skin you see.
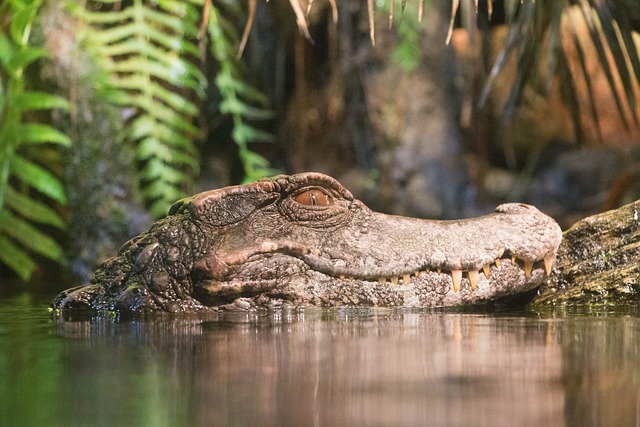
[51,173,562,313]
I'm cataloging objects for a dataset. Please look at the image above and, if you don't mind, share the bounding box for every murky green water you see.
[2,293,640,427]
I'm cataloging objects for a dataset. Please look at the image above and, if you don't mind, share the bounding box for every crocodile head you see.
[52,172,562,312]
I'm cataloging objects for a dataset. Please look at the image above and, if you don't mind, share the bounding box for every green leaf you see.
[140,158,188,183]
[157,0,203,19]
[127,116,198,155]
[72,8,133,25]
[136,137,199,169]
[113,76,199,115]
[98,39,206,85]
[142,25,201,57]
[0,34,16,68]
[219,98,274,120]
[10,2,40,46]
[89,23,137,45]
[11,156,67,203]
[232,123,274,145]
[215,73,270,105]
[127,115,156,141]
[144,7,199,37]
[0,210,64,262]
[20,123,72,146]
[121,94,201,135]
[4,186,66,229]
[108,57,203,92]
[15,92,69,111]
[136,136,172,161]
[240,149,271,169]
[6,47,46,75]
[0,235,36,281]
[149,197,177,219]
[142,179,185,200]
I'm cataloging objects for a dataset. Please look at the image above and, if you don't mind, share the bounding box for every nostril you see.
[495,203,535,214]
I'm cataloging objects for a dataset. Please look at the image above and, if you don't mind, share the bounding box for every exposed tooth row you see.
[374,255,556,293]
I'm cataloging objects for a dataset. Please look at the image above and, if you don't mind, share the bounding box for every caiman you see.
[51,172,562,313]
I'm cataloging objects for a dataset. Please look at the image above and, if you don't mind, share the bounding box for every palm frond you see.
[458,0,640,143]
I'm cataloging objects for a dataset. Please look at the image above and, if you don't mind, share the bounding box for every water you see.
[2,293,640,427]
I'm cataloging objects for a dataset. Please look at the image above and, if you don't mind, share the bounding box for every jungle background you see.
[1,0,639,291]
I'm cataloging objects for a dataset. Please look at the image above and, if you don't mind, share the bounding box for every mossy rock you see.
[531,200,640,308]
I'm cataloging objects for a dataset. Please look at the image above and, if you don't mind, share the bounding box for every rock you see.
[531,200,640,308]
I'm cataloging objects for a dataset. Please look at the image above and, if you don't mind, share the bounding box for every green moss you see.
[530,200,640,309]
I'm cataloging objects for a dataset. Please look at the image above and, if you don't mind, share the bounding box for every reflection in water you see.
[2,297,640,427]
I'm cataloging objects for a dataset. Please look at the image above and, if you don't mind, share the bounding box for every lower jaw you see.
[325,256,550,295]
[207,264,544,308]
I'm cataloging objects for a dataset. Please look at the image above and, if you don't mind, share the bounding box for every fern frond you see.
[4,187,65,229]
[0,236,36,282]
[0,210,64,262]
[21,124,72,146]
[78,0,205,217]
[0,1,69,281]
[10,156,67,204]
[207,2,279,182]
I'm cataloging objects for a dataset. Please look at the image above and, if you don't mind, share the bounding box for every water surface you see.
[2,293,640,426]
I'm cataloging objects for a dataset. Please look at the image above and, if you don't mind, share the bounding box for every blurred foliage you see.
[72,0,276,215]
[390,6,422,73]
[291,0,639,143]
[0,0,275,281]
[0,0,69,281]
[72,0,205,218]
[207,1,278,183]
[455,0,639,142]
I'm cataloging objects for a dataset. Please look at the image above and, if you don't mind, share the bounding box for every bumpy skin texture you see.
[51,173,562,313]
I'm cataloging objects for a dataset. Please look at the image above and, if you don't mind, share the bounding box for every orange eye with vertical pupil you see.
[293,189,332,206]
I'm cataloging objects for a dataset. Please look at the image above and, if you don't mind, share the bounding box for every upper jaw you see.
[195,238,556,302]
[297,204,561,292]
[194,202,562,304]
[301,250,555,294]
[197,254,547,307]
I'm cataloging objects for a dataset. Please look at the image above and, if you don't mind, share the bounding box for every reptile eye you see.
[293,189,332,206]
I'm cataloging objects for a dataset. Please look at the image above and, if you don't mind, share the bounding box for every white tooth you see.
[391,276,399,285]
[544,256,554,275]
[378,278,386,284]
[482,264,490,278]
[339,275,345,280]
[451,270,462,293]
[403,274,411,284]
[414,270,420,277]
[524,260,533,278]
[511,254,516,264]
[495,258,501,267]
[437,266,442,274]
[468,270,478,290]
